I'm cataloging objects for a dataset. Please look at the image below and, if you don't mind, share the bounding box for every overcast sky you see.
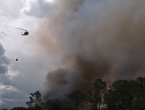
[1,0,145,109]
[0,0,54,109]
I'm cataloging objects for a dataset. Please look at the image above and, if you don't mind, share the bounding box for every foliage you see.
[44,99,64,110]
[11,107,27,110]
[3,77,145,110]
[87,79,106,110]
[130,77,145,110]
[26,91,42,110]
[104,80,133,110]
[68,90,87,110]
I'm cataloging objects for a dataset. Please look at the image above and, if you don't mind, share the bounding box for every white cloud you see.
[0,85,19,92]
[0,0,23,18]
[22,0,53,18]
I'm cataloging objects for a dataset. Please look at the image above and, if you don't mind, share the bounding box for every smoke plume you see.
[32,0,145,100]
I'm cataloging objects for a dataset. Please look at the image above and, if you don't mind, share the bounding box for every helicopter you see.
[15,28,36,61]
[15,28,30,61]
[17,28,29,36]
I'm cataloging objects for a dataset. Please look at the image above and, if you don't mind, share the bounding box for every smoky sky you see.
[28,0,145,101]
[0,43,10,74]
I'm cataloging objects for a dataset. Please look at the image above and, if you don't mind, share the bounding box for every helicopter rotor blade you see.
[16,28,27,31]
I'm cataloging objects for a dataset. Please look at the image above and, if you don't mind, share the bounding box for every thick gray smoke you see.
[32,0,145,100]
[0,43,10,74]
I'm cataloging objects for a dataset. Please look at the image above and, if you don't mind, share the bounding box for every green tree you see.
[104,80,133,110]
[68,90,87,110]
[131,77,145,110]
[87,79,106,110]
[63,106,74,110]
[26,91,42,110]
[44,99,64,110]
[11,107,27,110]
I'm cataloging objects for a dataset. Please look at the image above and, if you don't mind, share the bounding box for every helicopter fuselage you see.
[22,31,29,36]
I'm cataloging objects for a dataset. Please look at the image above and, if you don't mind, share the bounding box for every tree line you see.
[2,77,145,110]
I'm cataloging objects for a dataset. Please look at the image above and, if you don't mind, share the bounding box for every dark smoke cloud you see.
[0,43,10,74]
[43,56,113,101]
[43,68,68,101]
[31,0,145,100]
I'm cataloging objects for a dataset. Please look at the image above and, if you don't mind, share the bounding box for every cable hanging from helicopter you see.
[15,27,36,61]
[15,28,30,61]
